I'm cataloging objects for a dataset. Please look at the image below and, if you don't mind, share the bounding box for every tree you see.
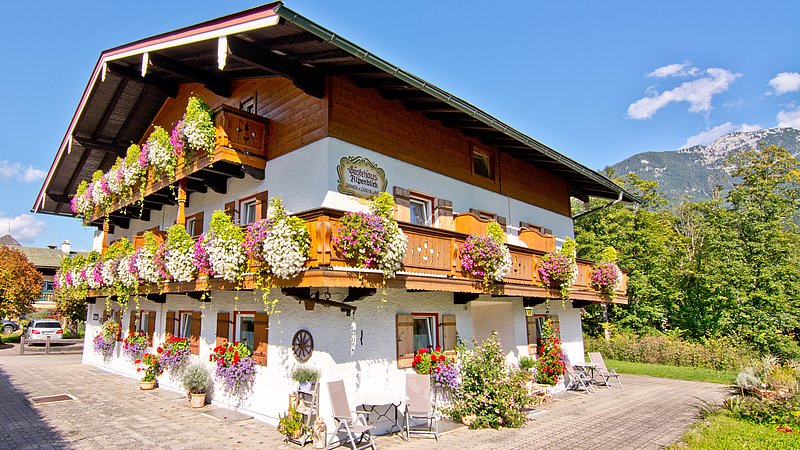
[0,247,43,318]
[56,296,87,334]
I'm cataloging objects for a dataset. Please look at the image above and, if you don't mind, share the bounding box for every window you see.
[140,311,151,333]
[41,281,55,293]
[185,217,196,236]
[240,96,256,114]
[178,312,192,339]
[412,314,438,351]
[235,313,256,352]
[472,150,493,179]
[409,194,433,226]
[240,199,257,225]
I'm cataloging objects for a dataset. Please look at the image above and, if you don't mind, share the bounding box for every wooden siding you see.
[142,78,326,160]
[327,76,571,216]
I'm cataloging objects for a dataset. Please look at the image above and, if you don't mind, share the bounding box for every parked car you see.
[25,320,63,342]
[2,319,20,334]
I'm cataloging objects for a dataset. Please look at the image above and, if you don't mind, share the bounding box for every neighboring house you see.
[32,4,633,431]
[0,235,76,313]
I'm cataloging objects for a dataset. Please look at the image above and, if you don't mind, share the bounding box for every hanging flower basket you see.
[590,262,623,296]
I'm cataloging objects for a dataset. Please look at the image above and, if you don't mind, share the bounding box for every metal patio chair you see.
[327,380,377,450]
[588,352,623,389]
[403,373,439,441]
[564,364,596,394]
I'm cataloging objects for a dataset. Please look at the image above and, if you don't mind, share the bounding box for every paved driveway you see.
[0,351,727,449]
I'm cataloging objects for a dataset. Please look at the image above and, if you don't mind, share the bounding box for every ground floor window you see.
[178,312,192,339]
[412,314,438,351]
[139,311,151,333]
[235,312,256,352]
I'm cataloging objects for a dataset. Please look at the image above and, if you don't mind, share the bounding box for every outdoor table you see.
[573,362,598,380]
[359,393,408,440]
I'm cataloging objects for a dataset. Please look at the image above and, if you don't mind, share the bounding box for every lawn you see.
[605,358,735,384]
[673,413,800,449]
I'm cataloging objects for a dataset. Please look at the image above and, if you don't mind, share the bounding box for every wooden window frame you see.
[411,312,440,350]
[239,196,258,226]
[240,94,257,115]
[471,145,496,181]
[184,212,203,237]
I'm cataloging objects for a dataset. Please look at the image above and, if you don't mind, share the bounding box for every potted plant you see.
[278,404,306,440]
[290,366,321,393]
[181,363,211,408]
[137,352,162,390]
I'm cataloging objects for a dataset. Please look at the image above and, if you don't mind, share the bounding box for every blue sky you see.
[1,0,798,250]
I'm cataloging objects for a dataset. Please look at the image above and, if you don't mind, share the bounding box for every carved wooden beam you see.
[148,53,232,98]
[227,36,325,99]
[106,63,178,98]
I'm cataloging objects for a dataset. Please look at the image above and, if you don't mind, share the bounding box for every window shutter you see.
[396,314,414,368]
[215,312,230,347]
[224,201,236,221]
[129,311,137,335]
[101,310,110,323]
[253,312,269,366]
[255,190,269,220]
[393,187,410,222]
[147,311,156,346]
[193,211,204,236]
[440,315,457,352]
[434,198,454,230]
[526,315,538,356]
[190,311,202,355]
[165,311,176,340]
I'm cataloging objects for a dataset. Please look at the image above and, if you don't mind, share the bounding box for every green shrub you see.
[518,356,535,372]
[584,329,755,372]
[446,335,533,429]
[181,364,211,395]
[290,366,320,384]
[724,393,800,428]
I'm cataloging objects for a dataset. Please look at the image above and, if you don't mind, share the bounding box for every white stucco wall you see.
[108,137,575,244]
[83,289,586,435]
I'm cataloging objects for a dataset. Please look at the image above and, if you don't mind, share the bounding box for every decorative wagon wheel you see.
[292,329,314,362]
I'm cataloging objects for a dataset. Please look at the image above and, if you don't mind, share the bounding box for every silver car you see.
[25,320,64,342]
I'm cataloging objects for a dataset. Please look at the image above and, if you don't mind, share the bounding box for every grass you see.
[673,413,800,449]
[605,358,735,384]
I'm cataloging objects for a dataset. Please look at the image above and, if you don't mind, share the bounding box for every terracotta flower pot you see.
[461,414,477,426]
[190,393,206,408]
[140,380,157,390]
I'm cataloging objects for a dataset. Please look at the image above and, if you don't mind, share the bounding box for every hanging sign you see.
[336,156,387,199]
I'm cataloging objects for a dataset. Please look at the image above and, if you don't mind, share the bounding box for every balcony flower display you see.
[333,192,407,278]
[244,197,310,280]
[181,96,216,156]
[202,211,247,283]
[537,238,578,300]
[590,246,623,296]
[164,224,196,282]
[193,234,215,277]
[170,119,186,157]
[145,126,177,178]
[159,336,191,375]
[90,170,111,210]
[460,221,512,289]
[135,232,167,285]
[123,330,148,362]
[210,341,256,399]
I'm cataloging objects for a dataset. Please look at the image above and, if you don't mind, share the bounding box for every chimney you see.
[61,240,71,254]
[47,244,57,250]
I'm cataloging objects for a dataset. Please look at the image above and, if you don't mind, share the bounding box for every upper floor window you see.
[240,96,256,114]
[472,149,493,179]
[42,281,55,293]
[240,199,257,226]
[409,193,433,226]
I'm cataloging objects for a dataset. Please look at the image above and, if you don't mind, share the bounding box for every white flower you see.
[262,219,308,279]
[165,247,195,282]
[117,254,138,289]
[183,119,215,153]
[135,246,162,284]
[101,259,118,286]
[377,220,407,278]
[492,244,513,282]
[205,234,246,283]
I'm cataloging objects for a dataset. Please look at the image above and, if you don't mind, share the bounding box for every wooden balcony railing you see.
[90,106,269,224]
[122,208,627,304]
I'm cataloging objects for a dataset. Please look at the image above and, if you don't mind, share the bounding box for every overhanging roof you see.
[34,2,635,217]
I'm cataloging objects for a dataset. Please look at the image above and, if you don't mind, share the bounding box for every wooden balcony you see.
[89,106,269,227]
[112,208,627,305]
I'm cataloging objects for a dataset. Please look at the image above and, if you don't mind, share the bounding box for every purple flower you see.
[170,120,185,157]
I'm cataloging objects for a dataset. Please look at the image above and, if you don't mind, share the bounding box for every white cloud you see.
[768,72,800,95]
[0,214,46,243]
[627,67,741,120]
[683,122,762,147]
[0,160,46,182]
[647,61,699,78]
[777,107,800,128]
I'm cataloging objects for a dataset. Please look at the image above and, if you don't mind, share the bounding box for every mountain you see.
[611,127,800,202]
